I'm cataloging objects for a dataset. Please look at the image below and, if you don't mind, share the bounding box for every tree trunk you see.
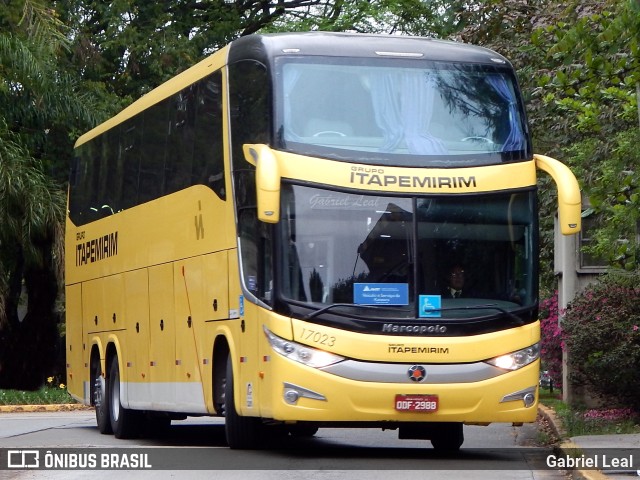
[0,240,61,390]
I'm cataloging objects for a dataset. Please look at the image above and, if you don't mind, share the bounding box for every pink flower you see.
[633,325,639,332]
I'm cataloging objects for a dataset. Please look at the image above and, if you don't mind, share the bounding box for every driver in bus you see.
[442,264,468,298]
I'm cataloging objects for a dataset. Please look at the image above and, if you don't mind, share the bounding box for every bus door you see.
[148,263,176,409]
[123,269,151,409]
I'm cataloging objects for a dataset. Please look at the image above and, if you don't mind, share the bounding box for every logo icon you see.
[407,365,427,382]
[7,450,40,468]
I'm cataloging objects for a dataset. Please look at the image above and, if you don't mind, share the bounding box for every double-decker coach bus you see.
[66,32,581,450]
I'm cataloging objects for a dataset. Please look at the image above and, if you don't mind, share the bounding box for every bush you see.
[562,271,640,411]
[539,291,563,390]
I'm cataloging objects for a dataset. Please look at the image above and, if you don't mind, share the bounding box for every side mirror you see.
[243,144,281,223]
[534,154,581,235]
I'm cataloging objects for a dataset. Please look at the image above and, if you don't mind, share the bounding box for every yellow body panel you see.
[123,269,151,407]
[248,309,540,423]
[64,283,84,400]
[290,318,539,364]
[265,353,539,423]
[65,184,237,409]
[251,145,538,194]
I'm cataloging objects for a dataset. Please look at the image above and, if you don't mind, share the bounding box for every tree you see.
[57,0,467,101]
[457,0,640,281]
[509,0,640,271]
[0,0,108,388]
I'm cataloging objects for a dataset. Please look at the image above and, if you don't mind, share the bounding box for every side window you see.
[578,211,608,270]
[69,143,93,225]
[229,61,270,168]
[69,69,225,226]
[166,86,197,194]
[86,137,102,221]
[193,71,225,199]
[120,117,142,209]
[101,128,122,216]
[139,99,169,204]
[229,60,271,301]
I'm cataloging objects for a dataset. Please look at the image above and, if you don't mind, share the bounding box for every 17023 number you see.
[300,328,336,347]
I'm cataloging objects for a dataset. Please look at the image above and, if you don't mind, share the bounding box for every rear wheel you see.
[108,355,142,439]
[92,359,112,434]
[224,355,263,449]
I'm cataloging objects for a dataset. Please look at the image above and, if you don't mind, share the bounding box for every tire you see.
[288,424,319,438]
[213,353,227,416]
[92,359,112,435]
[224,355,263,449]
[108,355,141,439]
[430,422,464,451]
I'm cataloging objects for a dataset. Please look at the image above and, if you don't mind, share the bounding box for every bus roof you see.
[75,32,510,148]
[229,32,510,66]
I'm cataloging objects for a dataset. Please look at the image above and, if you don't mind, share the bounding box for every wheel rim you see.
[94,376,105,409]
[220,376,227,416]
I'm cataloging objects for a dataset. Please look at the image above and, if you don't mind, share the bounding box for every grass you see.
[0,377,76,405]
[539,387,640,437]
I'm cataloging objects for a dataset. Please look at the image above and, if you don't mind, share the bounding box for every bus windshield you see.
[275,58,530,167]
[278,184,536,321]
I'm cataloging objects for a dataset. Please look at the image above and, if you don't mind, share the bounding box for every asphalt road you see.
[0,410,571,479]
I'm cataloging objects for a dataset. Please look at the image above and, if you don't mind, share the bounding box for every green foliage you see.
[542,390,640,437]
[267,0,465,37]
[57,0,469,102]
[0,377,74,405]
[0,0,112,388]
[568,130,640,269]
[528,0,640,272]
[562,271,640,411]
[554,404,640,437]
[539,292,563,389]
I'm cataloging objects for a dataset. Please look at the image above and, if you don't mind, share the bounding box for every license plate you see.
[395,394,438,412]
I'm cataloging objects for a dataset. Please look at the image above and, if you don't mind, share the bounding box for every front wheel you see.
[224,355,263,449]
[430,422,464,451]
[288,424,319,438]
[108,355,141,439]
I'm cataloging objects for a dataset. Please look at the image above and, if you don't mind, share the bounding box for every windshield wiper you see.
[304,303,523,324]
[304,303,411,320]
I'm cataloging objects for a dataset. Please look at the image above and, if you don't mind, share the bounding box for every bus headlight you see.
[264,326,345,368]
[485,343,540,371]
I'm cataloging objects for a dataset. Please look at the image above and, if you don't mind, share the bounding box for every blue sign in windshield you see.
[419,295,442,318]
[354,283,409,306]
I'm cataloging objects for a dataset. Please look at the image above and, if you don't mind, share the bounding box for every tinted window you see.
[193,74,225,199]
[229,60,271,299]
[277,58,531,167]
[69,70,226,226]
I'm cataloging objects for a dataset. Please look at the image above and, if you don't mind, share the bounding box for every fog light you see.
[500,386,537,407]
[284,389,300,405]
[523,393,536,408]
[282,382,326,405]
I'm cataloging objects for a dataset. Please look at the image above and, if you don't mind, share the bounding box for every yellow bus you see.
[65,32,581,450]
